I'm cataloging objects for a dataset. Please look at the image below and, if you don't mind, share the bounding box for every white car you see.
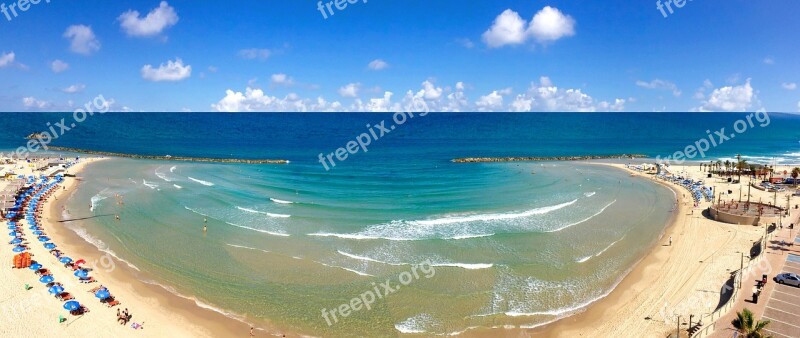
[775,273,800,287]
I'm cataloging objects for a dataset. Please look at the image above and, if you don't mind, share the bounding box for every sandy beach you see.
[0,157,277,338]
[525,162,793,338]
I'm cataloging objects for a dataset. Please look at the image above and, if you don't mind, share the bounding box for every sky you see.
[0,0,798,112]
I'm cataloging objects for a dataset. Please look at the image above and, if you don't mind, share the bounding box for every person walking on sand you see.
[203,224,207,233]
[250,327,255,337]
[669,236,673,246]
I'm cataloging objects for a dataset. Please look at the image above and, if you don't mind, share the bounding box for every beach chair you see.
[58,293,74,301]
[78,277,96,284]
[35,269,51,276]
[106,299,121,308]
[88,286,104,293]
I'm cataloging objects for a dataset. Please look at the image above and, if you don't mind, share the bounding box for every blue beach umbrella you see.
[73,270,88,278]
[59,257,73,264]
[94,289,110,300]
[44,243,56,250]
[12,246,25,252]
[29,263,42,270]
[38,236,50,242]
[7,225,16,229]
[10,238,22,244]
[63,301,80,311]
[48,285,64,295]
[39,275,54,283]
[28,226,37,230]
[9,231,19,236]
[33,230,43,235]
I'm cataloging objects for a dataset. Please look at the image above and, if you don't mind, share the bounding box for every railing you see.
[688,253,765,338]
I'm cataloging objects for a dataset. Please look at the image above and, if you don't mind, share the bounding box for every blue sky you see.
[0,0,798,112]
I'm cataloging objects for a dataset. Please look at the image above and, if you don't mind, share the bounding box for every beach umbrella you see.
[7,225,16,229]
[73,270,88,278]
[12,246,25,252]
[94,289,110,300]
[59,257,72,264]
[29,263,42,270]
[38,236,50,242]
[39,275,54,283]
[74,259,86,266]
[48,285,64,295]
[63,301,80,311]
[44,243,56,250]
[10,238,22,244]
[33,230,43,235]
[8,231,20,236]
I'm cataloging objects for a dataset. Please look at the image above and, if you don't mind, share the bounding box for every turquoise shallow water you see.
[0,112,797,335]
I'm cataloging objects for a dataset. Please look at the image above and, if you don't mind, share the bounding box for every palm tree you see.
[725,160,731,175]
[731,308,771,338]
[792,167,800,187]
[717,160,722,175]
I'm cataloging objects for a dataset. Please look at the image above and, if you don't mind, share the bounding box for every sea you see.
[1,112,799,336]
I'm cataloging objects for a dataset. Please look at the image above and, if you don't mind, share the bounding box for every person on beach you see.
[250,327,255,337]
[203,224,207,233]
[669,236,672,246]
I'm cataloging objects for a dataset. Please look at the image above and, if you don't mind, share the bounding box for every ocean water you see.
[1,112,799,336]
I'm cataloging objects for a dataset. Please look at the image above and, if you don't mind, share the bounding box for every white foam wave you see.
[89,192,108,212]
[431,263,494,270]
[309,199,578,241]
[173,184,182,189]
[138,278,249,323]
[226,243,270,254]
[70,226,141,272]
[169,166,177,173]
[188,177,214,186]
[336,250,404,266]
[142,179,159,190]
[595,236,624,258]
[575,255,592,263]
[270,198,293,204]
[154,169,172,182]
[584,192,596,197]
[236,206,291,218]
[395,314,436,334]
[545,199,616,233]
[224,221,290,237]
[315,261,373,277]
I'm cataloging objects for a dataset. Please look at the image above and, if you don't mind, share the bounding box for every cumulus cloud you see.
[141,58,192,82]
[527,6,576,43]
[22,97,53,110]
[118,1,179,37]
[482,9,528,48]
[782,82,797,90]
[0,52,14,68]
[338,83,360,98]
[212,77,623,113]
[636,79,681,97]
[270,73,294,86]
[695,79,755,112]
[368,59,388,70]
[61,84,86,94]
[63,25,101,55]
[239,48,271,60]
[51,59,69,73]
[483,6,575,48]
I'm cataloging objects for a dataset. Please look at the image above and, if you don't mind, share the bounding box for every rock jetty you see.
[47,146,289,164]
[452,154,647,163]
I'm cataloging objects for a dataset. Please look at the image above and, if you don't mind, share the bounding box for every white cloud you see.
[456,38,475,49]
[63,25,101,55]
[141,58,192,82]
[338,83,361,98]
[212,87,343,112]
[270,73,294,86]
[51,60,69,73]
[782,82,797,90]
[61,84,86,94]
[483,7,575,48]
[118,1,179,37]
[476,90,506,111]
[0,52,14,68]
[636,79,681,97]
[764,57,775,65]
[695,79,755,112]
[482,9,528,48]
[527,6,575,43]
[419,80,443,100]
[239,48,271,60]
[368,59,389,70]
[22,96,52,110]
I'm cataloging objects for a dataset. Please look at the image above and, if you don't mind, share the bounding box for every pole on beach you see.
[676,315,680,338]
[739,252,744,290]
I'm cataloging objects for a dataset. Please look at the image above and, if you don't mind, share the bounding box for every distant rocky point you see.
[25,132,48,139]
[47,146,289,164]
[452,154,647,163]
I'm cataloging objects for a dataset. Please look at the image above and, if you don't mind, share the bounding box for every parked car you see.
[774,273,800,287]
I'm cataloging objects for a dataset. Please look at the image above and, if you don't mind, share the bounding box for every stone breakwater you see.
[47,147,289,164]
[452,154,647,163]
